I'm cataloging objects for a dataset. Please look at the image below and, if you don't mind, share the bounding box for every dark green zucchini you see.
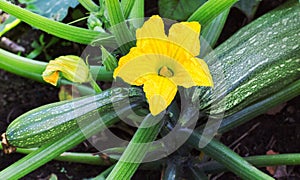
[196,0,300,116]
[5,87,145,148]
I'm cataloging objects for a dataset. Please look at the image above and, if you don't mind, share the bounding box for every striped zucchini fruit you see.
[196,0,300,117]
[4,87,145,148]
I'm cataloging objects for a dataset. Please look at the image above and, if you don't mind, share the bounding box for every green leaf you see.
[158,0,206,21]
[234,0,261,20]
[19,0,79,21]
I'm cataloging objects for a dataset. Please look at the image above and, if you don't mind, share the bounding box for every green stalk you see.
[199,154,300,174]
[186,132,274,180]
[0,103,142,179]
[4,144,300,174]
[0,48,113,82]
[89,77,103,93]
[106,114,165,179]
[0,1,116,47]
[0,145,163,170]
[121,0,136,19]
[200,8,230,57]
[129,0,144,28]
[78,0,100,12]
[105,0,135,54]
[0,18,21,37]
[0,145,115,165]
[94,165,115,180]
[188,0,238,27]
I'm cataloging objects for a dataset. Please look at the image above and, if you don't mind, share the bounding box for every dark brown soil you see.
[1,0,299,179]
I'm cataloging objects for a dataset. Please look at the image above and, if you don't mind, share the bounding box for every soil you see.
[1,0,299,179]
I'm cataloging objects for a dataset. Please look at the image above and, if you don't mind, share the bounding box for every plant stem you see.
[3,144,300,174]
[198,154,300,174]
[93,165,115,180]
[129,0,144,28]
[106,114,165,179]
[0,1,116,47]
[1,145,115,165]
[186,131,274,180]
[105,0,135,54]
[78,0,100,12]
[188,0,238,27]
[200,8,230,57]
[120,0,136,19]
[0,18,21,37]
[89,77,102,93]
[0,101,143,179]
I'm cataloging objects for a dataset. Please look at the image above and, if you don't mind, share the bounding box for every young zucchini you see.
[4,87,145,148]
[196,0,300,116]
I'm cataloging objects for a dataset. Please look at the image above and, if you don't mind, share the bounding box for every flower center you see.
[158,66,174,78]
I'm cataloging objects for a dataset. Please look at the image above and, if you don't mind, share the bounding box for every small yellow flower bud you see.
[42,55,90,86]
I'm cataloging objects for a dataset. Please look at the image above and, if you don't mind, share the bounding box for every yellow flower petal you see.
[170,57,213,87]
[42,71,59,86]
[168,22,201,57]
[42,55,90,86]
[136,15,169,55]
[143,75,177,115]
[114,53,181,86]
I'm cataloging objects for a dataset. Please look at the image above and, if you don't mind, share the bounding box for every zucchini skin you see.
[6,87,145,148]
[198,0,300,116]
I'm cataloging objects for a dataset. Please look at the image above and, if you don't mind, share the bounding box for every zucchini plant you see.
[0,0,299,179]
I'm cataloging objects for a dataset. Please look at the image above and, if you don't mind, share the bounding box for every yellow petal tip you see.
[149,94,167,116]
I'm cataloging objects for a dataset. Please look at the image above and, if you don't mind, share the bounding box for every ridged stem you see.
[200,8,230,57]
[199,154,300,174]
[0,18,21,37]
[105,0,135,54]
[0,0,116,47]
[106,114,164,179]
[78,0,100,12]
[186,132,274,180]
[129,0,144,28]
[188,0,238,27]
[120,0,136,19]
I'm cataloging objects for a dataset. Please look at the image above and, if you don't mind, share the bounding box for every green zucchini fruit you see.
[5,87,145,148]
[196,0,300,117]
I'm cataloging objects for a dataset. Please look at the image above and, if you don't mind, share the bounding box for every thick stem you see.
[188,0,237,27]
[0,1,116,46]
[106,114,164,179]
[105,0,135,54]
[186,131,274,180]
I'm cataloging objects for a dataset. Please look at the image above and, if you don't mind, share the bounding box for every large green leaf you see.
[18,0,79,21]
[158,0,206,21]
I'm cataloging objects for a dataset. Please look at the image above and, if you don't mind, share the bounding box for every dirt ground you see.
[1,0,299,179]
